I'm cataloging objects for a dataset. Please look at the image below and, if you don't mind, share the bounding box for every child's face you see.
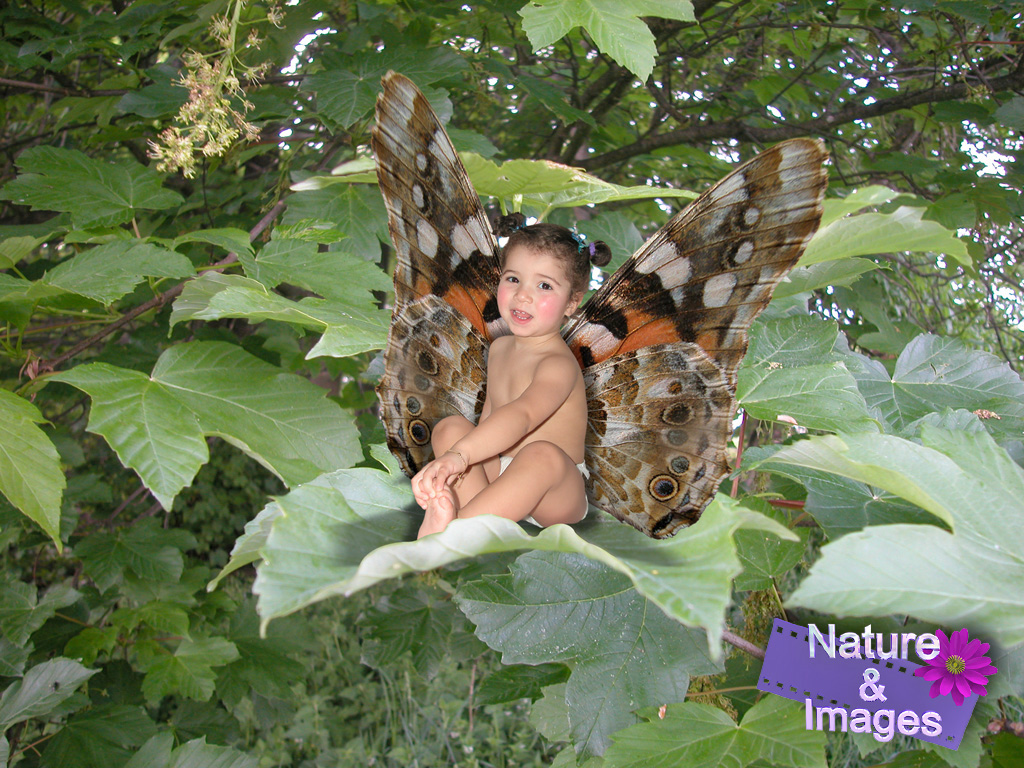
[498,246,580,339]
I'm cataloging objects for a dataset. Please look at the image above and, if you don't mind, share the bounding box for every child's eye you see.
[505,275,518,283]
[539,282,552,290]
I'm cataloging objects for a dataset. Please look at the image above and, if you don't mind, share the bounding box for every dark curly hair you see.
[492,212,612,297]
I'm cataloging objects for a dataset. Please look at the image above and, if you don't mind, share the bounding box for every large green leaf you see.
[841,333,1024,439]
[301,48,467,129]
[51,364,209,511]
[0,582,79,646]
[457,551,721,756]
[139,636,239,702]
[279,184,388,261]
[774,258,881,298]
[752,426,1024,646]
[519,0,695,82]
[818,186,900,227]
[53,342,361,506]
[460,153,695,214]
[40,241,194,304]
[170,273,389,358]
[240,238,391,308]
[0,147,182,228]
[801,206,968,266]
[736,315,877,432]
[0,658,98,729]
[603,697,826,768]
[744,445,941,539]
[0,389,66,545]
[40,704,157,768]
[246,466,795,654]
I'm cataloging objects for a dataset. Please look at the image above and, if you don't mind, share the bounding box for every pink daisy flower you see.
[914,628,998,706]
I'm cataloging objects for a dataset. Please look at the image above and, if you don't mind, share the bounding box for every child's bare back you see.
[411,217,611,538]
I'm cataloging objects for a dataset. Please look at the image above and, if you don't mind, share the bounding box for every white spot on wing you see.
[734,240,754,263]
[450,224,476,257]
[416,153,428,172]
[637,242,687,276]
[417,220,439,257]
[412,184,425,209]
[744,207,761,226]
[703,273,737,308]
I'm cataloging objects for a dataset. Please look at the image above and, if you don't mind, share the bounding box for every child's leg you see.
[457,441,587,527]
[417,414,497,538]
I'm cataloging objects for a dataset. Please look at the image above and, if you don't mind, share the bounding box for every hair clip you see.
[570,229,587,253]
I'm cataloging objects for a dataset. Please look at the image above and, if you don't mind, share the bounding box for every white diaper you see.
[498,453,589,527]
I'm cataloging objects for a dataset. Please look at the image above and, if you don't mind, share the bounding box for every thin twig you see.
[723,629,765,661]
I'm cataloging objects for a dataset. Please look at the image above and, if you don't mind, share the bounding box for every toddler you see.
[413,215,611,538]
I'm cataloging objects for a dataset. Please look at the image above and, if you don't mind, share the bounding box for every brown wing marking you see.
[375,295,489,476]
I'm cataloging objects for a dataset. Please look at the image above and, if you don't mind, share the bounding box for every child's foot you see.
[417,487,458,538]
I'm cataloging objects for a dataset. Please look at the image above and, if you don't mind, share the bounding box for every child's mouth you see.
[511,309,532,322]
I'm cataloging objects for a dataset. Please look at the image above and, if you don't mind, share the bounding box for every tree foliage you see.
[1,0,1023,765]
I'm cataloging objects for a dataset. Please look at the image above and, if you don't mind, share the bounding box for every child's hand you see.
[411,450,467,508]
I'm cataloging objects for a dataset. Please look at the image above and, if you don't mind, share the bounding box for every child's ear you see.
[565,292,583,317]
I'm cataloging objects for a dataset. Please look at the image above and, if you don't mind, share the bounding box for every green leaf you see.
[74,519,191,592]
[845,333,1024,438]
[0,658,98,729]
[301,48,467,129]
[456,551,722,756]
[41,241,194,305]
[0,582,79,646]
[801,206,969,266]
[755,427,1024,646]
[118,78,189,118]
[819,186,899,227]
[519,0,695,83]
[737,316,877,432]
[50,363,209,511]
[360,584,487,679]
[0,147,182,228]
[208,501,281,591]
[169,738,258,768]
[243,239,390,307]
[994,96,1024,130]
[0,637,31,677]
[250,467,795,656]
[215,603,307,706]
[775,258,881,298]
[172,228,254,257]
[476,663,571,705]
[461,153,695,214]
[40,704,157,768]
[734,500,807,591]
[604,697,826,768]
[140,636,239,702]
[744,445,940,539]
[279,184,388,258]
[170,273,390,358]
[55,342,361,501]
[0,389,66,546]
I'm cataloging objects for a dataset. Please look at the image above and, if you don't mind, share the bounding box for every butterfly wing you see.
[567,139,829,537]
[372,71,504,475]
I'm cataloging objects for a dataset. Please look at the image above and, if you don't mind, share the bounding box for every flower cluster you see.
[914,628,997,706]
[149,1,277,178]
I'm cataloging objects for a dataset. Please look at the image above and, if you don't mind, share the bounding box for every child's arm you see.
[413,354,579,498]
[449,354,580,467]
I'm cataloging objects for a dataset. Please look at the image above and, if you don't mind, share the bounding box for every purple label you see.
[757,619,977,750]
